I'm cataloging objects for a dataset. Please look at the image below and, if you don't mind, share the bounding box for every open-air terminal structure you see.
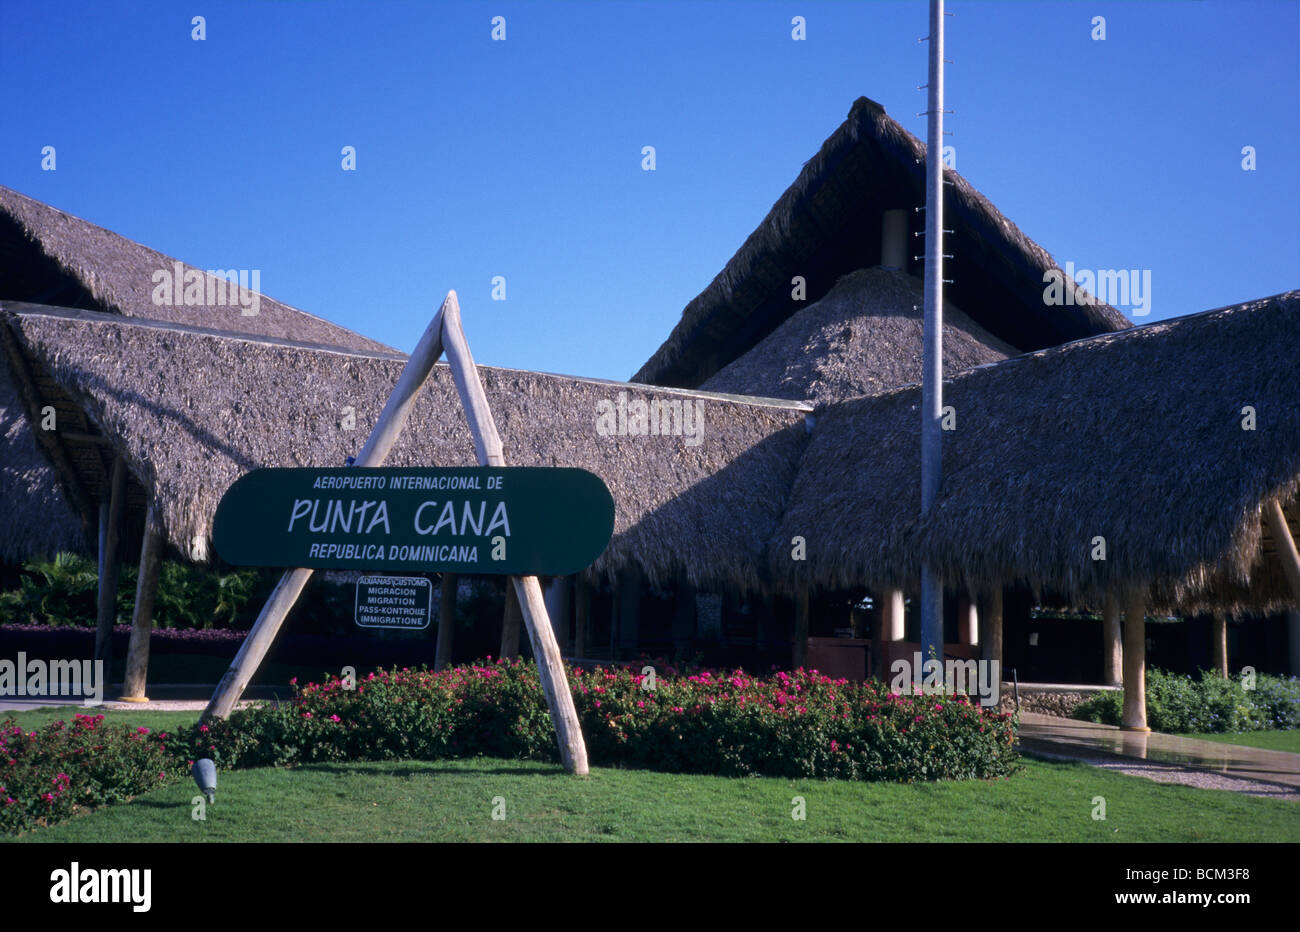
[2,98,1297,730]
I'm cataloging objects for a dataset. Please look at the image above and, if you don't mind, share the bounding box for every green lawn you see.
[2,707,199,733]
[5,707,1296,843]
[1178,730,1300,753]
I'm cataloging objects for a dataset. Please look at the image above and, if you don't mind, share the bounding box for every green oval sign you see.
[212,466,615,576]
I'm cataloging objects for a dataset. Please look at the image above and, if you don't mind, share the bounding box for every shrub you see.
[0,553,257,630]
[177,661,1021,783]
[0,714,178,834]
[0,553,100,627]
[1073,667,1300,733]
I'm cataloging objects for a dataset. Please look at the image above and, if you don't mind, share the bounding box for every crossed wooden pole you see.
[202,291,590,775]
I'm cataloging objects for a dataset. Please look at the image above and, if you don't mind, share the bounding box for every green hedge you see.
[0,552,257,629]
[1073,667,1300,733]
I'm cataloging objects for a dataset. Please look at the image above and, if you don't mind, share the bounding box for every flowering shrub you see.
[181,661,1020,782]
[1073,668,1300,733]
[0,714,178,834]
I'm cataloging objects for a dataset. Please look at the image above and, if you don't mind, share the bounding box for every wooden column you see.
[1289,611,1300,677]
[573,576,591,657]
[120,505,163,701]
[94,455,126,670]
[792,585,809,669]
[957,594,978,646]
[434,573,457,671]
[1102,590,1122,687]
[881,588,905,641]
[616,566,642,659]
[670,576,694,657]
[609,580,621,659]
[1121,590,1149,732]
[978,587,1003,670]
[1211,614,1229,677]
[500,581,522,659]
[868,590,884,680]
[544,577,571,655]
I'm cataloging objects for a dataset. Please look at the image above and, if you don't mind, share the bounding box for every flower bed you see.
[0,715,177,834]
[188,660,1020,782]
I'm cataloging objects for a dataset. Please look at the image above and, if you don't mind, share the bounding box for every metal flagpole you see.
[919,0,947,681]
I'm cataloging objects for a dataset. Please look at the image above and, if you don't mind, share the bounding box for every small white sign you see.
[355,575,432,630]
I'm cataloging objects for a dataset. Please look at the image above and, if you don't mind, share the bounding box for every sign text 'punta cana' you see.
[212,467,615,576]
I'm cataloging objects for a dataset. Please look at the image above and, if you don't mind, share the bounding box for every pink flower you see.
[329,714,341,723]
[199,724,209,733]
[302,712,313,719]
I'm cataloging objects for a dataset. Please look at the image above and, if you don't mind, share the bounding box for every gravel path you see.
[1019,745,1300,801]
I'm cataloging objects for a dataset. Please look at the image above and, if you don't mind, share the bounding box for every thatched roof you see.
[634,97,1132,390]
[0,184,393,353]
[700,267,1016,404]
[0,359,84,560]
[772,290,1300,615]
[1,303,811,593]
[0,186,395,561]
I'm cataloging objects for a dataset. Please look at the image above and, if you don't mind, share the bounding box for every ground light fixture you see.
[192,759,217,804]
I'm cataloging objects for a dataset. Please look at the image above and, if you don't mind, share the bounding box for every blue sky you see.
[2,0,1296,380]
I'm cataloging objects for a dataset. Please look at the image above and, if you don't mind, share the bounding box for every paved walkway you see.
[1017,712,1300,800]
[0,684,287,714]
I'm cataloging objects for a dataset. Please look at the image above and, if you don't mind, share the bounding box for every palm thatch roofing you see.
[0,185,393,352]
[772,290,1300,616]
[700,267,1016,405]
[633,97,1132,390]
[0,185,393,560]
[0,359,84,560]
[0,302,811,593]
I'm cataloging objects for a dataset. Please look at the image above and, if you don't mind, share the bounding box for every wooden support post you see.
[204,297,452,721]
[94,455,126,670]
[1102,590,1122,687]
[1264,499,1300,602]
[1211,614,1229,677]
[120,505,163,701]
[870,590,885,680]
[616,566,642,659]
[435,573,457,672]
[958,594,978,646]
[574,576,591,657]
[792,585,809,669]
[545,577,572,655]
[882,588,905,641]
[1289,611,1300,677]
[978,587,1003,670]
[500,581,522,659]
[670,576,694,657]
[1122,590,1149,732]
[441,295,588,775]
[609,581,621,659]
